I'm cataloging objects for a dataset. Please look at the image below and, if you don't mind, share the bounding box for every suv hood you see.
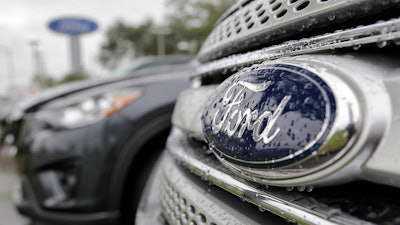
[7,64,193,121]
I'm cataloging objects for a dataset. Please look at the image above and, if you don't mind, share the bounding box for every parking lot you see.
[0,146,30,225]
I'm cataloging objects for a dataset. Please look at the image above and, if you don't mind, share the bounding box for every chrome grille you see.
[199,0,400,62]
[196,17,400,77]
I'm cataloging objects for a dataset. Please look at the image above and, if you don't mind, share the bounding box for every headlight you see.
[35,90,141,129]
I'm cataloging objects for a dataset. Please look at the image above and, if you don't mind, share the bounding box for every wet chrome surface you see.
[176,53,400,187]
[196,17,400,77]
[167,1,400,225]
[166,128,371,225]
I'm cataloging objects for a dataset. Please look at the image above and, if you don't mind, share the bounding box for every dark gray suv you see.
[138,1,400,225]
[2,55,194,225]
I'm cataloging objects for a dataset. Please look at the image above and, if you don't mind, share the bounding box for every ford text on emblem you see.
[203,64,336,169]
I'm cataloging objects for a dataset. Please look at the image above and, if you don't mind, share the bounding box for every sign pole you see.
[70,36,82,73]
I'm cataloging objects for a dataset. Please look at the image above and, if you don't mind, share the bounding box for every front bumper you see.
[13,109,136,221]
[13,175,119,225]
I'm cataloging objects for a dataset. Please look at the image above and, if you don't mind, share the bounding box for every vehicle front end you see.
[6,61,192,225]
[148,1,400,224]
[13,84,144,224]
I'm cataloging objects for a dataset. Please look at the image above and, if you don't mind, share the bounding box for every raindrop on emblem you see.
[304,83,313,90]
[304,97,314,104]
[306,133,311,142]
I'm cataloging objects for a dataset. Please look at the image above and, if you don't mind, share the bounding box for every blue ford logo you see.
[202,64,336,168]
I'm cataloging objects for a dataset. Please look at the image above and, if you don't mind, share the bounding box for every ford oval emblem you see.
[49,17,98,36]
[202,64,336,169]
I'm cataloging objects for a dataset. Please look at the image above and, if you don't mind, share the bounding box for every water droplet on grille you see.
[377,40,387,48]
[286,186,295,191]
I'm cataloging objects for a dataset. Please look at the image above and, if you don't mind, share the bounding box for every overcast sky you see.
[0,0,166,96]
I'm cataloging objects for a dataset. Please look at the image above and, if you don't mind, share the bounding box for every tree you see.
[58,72,89,84]
[99,19,159,69]
[32,71,90,91]
[33,74,56,89]
[165,0,235,52]
[98,0,234,69]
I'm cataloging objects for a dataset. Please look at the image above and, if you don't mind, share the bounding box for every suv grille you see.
[198,0,400,62]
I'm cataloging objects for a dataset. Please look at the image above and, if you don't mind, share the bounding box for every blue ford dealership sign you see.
[202,64,336,169]
[49,17,98,36]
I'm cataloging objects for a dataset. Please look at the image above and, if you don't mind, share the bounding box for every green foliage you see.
[33,72,89,90]
[98,0,234,69]
[99,19,158,69]
[33,74,56,89]
[165,0,235,51]
[58,72,89,84]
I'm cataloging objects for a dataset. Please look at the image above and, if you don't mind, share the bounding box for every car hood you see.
[11,64,193,119]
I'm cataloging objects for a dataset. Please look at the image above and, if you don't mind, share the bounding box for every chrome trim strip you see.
[167,128,371,225]
[196,18,400,77]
